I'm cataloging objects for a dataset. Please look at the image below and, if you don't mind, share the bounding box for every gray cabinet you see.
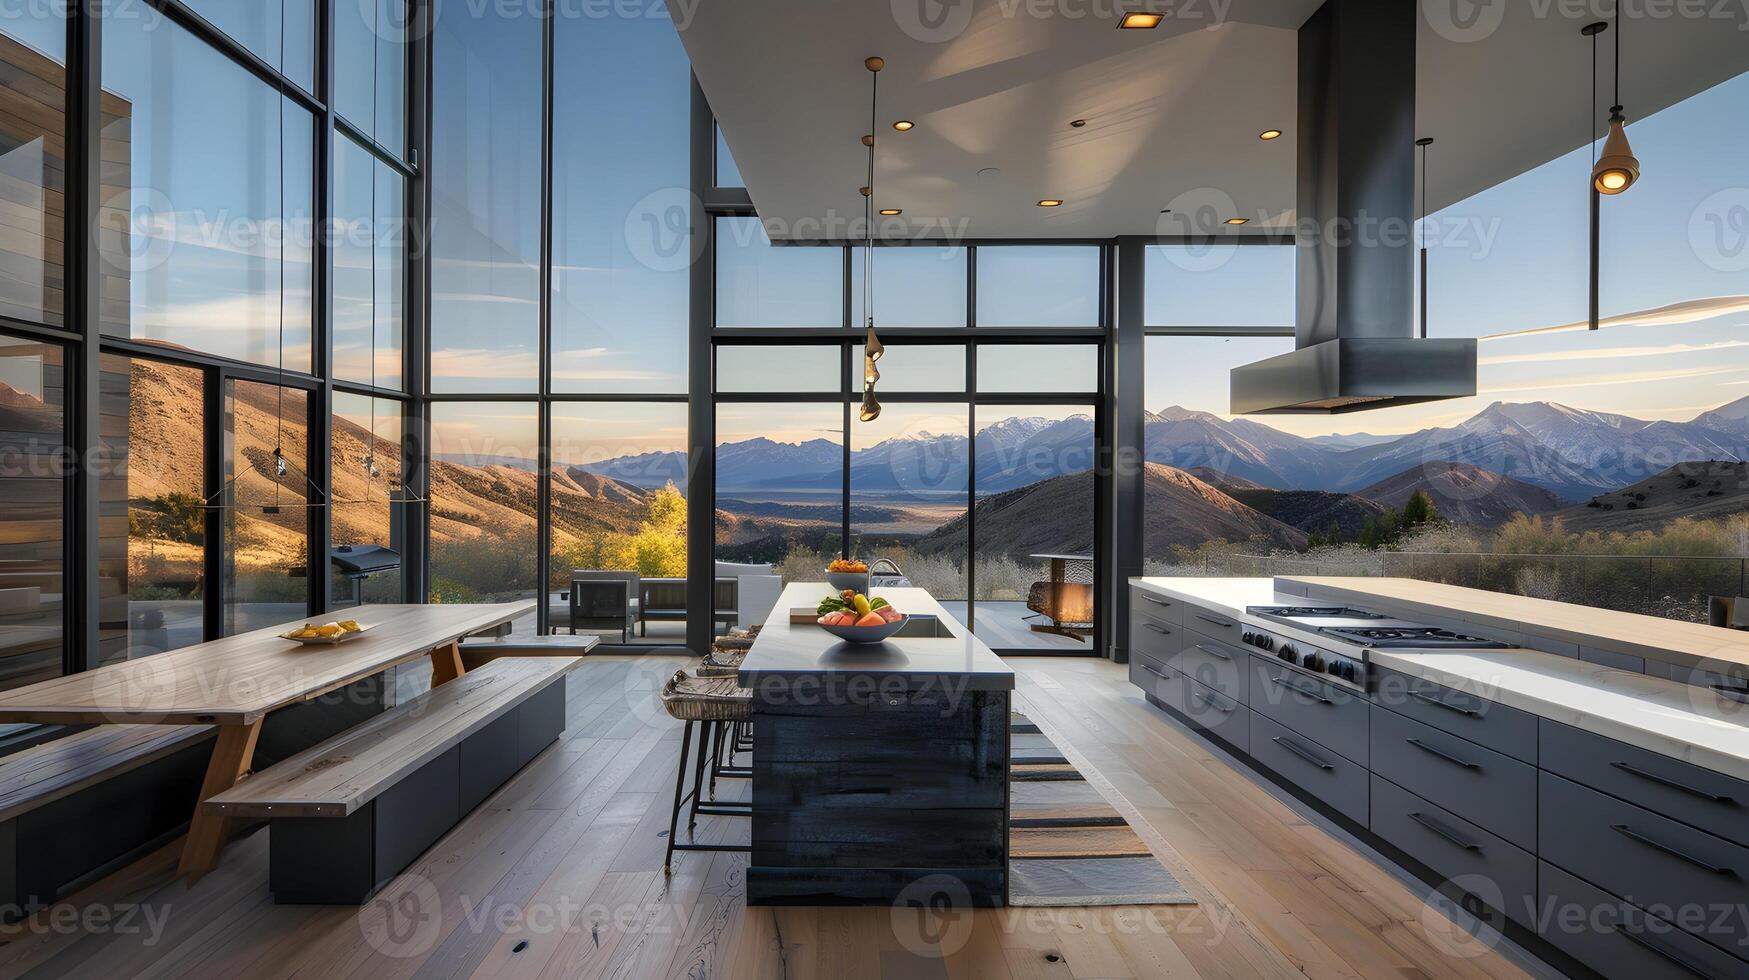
[1131,615,1182,663]
[1249,713,1368,824]
[1369,776,1536,929]
[1540,719,1749,845]
[1131,586,1182,626]
[1179,674,1250,753]
[1183,606,1242,644]
[1167,637,1247,705]
[1248,657,1369,765]
[1539,861,1746,979]
[1372,666,1537,763]
[1370,708,1537,850]
[1540,772,1749,959]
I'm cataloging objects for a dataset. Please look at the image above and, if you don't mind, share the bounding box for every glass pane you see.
[0,335,64,688]
[429,6,543,392]
[331,394,404,608]
[550,403,689,642]
[718,345,841,393]
[333,136,405,389]
[850,403,968,605]
[715,124,743,187]
[101,13,315,372]
[1146,244,1294,327]
[99,354,205,665]
[973,405,1094,651]
[976,345,1098,393]
[551,11,690,394]
[182,0,315,92]
[851,246,967,327]
[975,246,1100,328]
[715,218,842,328]
[855,343,964,392]
[429,403,539,634]
[223,381,308,636]
[716,403,844,588]
[0,16,65,326]
[335,0,407,155]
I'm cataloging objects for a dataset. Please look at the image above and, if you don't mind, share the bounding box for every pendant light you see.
[1592,4,1639,195]
[859,56,885,423]
[1583,20,1607,330]
[1416,137,1433,339]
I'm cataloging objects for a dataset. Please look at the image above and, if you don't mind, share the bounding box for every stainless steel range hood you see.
[1231,0,1477,415]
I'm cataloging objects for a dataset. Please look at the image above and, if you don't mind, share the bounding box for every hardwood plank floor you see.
[0,657,1534,980]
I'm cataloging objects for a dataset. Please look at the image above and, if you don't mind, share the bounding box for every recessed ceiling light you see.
[1225,217,1250,225]
[879,208,902,215]
[1070,118,1087,128]
[1118,11,1163,29]
[892,120,914,132]
[1259,129,1283,140]
[1037,199,1064,207]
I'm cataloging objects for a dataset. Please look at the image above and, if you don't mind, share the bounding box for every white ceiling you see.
[673,0,1749,240]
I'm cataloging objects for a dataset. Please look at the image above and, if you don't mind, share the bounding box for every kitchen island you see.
[738,584,1014,906]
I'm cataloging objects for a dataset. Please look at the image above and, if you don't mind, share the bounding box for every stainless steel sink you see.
[893,615,953,639]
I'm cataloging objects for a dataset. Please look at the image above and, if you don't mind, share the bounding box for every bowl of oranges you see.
[815,591,906,643]
[824,558,871,594]
[280,620,371,645]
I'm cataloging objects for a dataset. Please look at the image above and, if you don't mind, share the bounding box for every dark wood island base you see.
[739,585,1017,907]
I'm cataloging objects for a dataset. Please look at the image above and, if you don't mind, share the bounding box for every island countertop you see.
[738,583,1014,692]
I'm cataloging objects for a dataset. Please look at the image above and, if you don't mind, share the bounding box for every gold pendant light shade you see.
[1592,109,1639,195]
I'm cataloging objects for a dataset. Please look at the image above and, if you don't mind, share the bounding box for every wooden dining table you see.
[0,601,533,878]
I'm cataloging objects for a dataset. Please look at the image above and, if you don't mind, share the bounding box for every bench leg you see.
[177,719,264,880]
[430,640,465,686]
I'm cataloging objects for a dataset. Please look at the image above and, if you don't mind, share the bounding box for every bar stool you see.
[659,669,753,876]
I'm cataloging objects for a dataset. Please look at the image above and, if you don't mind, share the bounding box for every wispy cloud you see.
[1480,296,1749,342]
[1482,365,1749,395]
[1479,340,1749,366]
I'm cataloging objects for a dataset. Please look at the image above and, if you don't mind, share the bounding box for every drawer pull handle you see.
[1271,736,1333,770]
[1194,614,1233,629]
[1612,923,1717,979]
[1137,662,1169,679]
[1270,677,1333,705]
[1610,761,1734,804]
[1406,737,1478,770]
[1409,691,1480,718]
[1140,594,1174,608]
[1611,824,1735,876]
[1192,643,1231,662]
[1407,812,1480,851]
[1190,691,1232,714]
[1142,623,1173,636]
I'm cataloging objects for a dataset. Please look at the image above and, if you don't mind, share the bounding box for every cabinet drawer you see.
[1249,713,1368,825]
[1372,666,1537,763]
[1370,709,1536,850]
[1540,772,1749,958]
[1130,616,1183,662]
[1369,776,1536,929]
[1178,675,1250,753]
[1540,861,1747,979]
[1249,657,1370,765]
[1182,605,1242,643]
[1166,637,1247,704]
[1131,586,1182,626]
[1130,657,1175,703]
[1541,719,1749,845]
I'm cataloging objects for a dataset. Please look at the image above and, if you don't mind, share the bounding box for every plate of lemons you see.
[279,620,372,645]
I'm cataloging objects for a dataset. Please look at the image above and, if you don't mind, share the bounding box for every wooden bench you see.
[0,724,214,914]
[457,634,598,671]
[206,657,579,905]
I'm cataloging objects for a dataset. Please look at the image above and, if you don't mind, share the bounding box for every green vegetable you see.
[817,595,849,615]
[868,597,889,610]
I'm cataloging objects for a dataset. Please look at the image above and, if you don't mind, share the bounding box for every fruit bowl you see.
[279,622,374,645]
[825,569,871,593]
[819,615,907,644]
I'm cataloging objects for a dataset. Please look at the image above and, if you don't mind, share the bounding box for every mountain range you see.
[582,396,1749,506]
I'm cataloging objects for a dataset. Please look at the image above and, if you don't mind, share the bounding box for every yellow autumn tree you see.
[558,481,687,579]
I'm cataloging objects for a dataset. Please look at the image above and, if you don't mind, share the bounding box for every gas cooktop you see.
[1318,625,1512,649]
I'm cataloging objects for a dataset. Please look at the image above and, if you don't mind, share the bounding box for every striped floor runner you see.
[1009,714,1195,906]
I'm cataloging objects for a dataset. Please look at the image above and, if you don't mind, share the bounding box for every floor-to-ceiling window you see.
[0,336,66,690]
[708,230,1108,653]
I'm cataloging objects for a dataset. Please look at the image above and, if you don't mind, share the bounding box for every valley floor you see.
[0,657,1532,979]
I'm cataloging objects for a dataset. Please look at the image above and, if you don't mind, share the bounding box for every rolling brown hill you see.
[1221,488,1388,540]
[1554,460,1749,532]
[915,463,1306,562]
[1358,460,1566,527]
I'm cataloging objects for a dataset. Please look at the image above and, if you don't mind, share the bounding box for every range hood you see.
[1231,0,1477,415]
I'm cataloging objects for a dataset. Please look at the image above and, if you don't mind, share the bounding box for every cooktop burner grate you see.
[1246,605,1388,619]
[1319,626,1512,649]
